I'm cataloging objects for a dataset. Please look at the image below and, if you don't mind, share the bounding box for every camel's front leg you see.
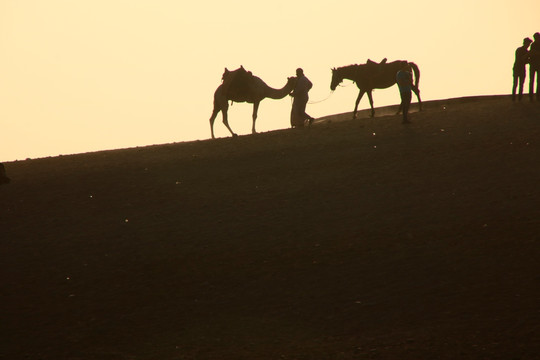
[251,102,260,134]
[353,90,365,119]
[209,106,222,139]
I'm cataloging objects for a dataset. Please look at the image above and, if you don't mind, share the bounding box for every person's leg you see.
[529,66,536,101]
[302,99,314,125]
[535,68,540,101]
[291,99,300,127]
[291,98,306,128]
[518,73,526,101]
[298,97,311,126]
[402,91,412,123]
[399,94,406,122]
[513,74,519,101]
[299,98,308,118]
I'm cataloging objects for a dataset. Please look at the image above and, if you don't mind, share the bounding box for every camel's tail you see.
[408,62,420,88]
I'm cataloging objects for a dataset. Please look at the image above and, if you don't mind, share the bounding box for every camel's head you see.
[287,76,297,88]
[330,68,343,91]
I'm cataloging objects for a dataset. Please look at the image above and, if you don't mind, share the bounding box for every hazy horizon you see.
[1,0,539,162]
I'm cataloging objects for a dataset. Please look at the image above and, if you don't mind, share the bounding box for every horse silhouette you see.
[330,59,422,118]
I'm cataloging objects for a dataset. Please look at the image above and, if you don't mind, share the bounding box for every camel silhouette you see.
[330,59,422,119]
[209,66,297,138]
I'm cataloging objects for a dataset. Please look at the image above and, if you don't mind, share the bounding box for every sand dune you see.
[2,95,540,359]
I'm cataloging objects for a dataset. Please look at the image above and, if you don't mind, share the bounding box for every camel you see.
[330,59,422,119]
[209,66,297,138]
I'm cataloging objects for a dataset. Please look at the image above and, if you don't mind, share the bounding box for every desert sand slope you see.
[2,96,540,359]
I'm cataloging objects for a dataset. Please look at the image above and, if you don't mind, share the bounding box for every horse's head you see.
[330,67,343,91]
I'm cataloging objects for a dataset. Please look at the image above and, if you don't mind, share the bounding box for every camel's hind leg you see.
[209,101,237,138]
[251,102,260,134]
[221,105,238,138]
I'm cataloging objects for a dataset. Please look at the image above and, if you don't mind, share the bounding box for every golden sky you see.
[1,0,539,161]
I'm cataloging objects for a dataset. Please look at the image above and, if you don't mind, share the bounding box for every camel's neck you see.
[264,79,295,99]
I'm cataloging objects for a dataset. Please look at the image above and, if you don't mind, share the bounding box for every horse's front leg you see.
[353,90,365,119]
[251,102,260,134]
[367,91,375,118]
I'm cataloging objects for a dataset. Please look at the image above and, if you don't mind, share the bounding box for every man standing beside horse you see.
[330,60,422,119]
[396,64,414,123]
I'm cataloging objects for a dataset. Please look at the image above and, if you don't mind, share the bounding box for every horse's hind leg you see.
[413,86,422,111]
[367,91,375,117]
[353,90,366,119]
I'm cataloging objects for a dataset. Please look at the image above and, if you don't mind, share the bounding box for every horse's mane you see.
[337,64,360,70]
[336,60,386,71]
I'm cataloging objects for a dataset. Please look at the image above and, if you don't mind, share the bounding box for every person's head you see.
[523,37,533,47]
[534,32,540,41]
[296,68,304,77]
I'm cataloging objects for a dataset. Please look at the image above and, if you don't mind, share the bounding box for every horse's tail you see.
[408,62,420,88]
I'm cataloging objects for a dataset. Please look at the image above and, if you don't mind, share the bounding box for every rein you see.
[308,90,335,104]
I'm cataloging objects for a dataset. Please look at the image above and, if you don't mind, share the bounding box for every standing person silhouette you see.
[290,68,315,128]
[529,32,540,101]
[396,64,413,123]
[513,37,532,101]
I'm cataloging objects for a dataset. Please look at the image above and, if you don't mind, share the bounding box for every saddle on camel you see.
[208,66,297,138]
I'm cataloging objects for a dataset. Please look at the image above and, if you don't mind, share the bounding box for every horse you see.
[330,59,422,119]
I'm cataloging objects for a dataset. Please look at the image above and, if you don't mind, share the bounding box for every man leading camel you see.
[290,68,315,128]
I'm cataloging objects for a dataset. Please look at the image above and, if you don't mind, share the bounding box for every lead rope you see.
[307,80,355,104]
[308,90,335,104]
